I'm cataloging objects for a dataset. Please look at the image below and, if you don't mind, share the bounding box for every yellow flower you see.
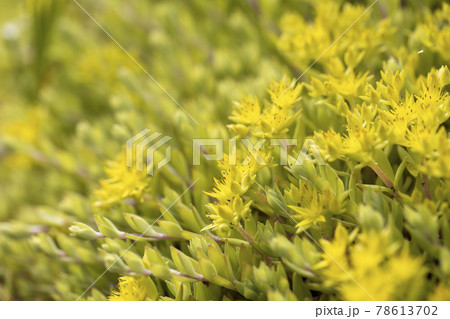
[206,197,252,229]
[206,154,260,201]
[109,276,158,301]
[414,3,450,62]
[316,66,449,170]
[267,76,302,109]
[394,67,450,178]
[314,129,345,161]
[229,96,261,125]
[204,150,271,234]
[320,223,425,301]
[288,184,341,232]
[309,56,371,102]
[256,77,302,138]
[316,223,350,282]
[228,77,302,138]
[316,109,382,164]
[408,127,450,178]
[94,152,150,207]
[377,94,415,145]
[277,0,393,70]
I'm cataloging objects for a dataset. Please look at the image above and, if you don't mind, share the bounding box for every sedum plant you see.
[0,0,449,301]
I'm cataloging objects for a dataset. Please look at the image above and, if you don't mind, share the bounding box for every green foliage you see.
[0,0,449,301]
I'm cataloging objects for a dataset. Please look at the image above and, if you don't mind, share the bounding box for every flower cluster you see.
[94,153,150,207]
[318,223,425,301]
[286,183,343,232]
[413,3,450,63]
[203,151,271,235]
[109,276,158,301]
[315,66,450,179]
[228,77,302,138]
[277,0,393,70]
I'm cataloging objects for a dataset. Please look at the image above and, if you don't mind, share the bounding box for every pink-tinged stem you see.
[371,164,394,189]
[422,174,431,200]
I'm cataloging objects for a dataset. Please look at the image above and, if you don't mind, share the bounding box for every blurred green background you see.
[0,0,296,300]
